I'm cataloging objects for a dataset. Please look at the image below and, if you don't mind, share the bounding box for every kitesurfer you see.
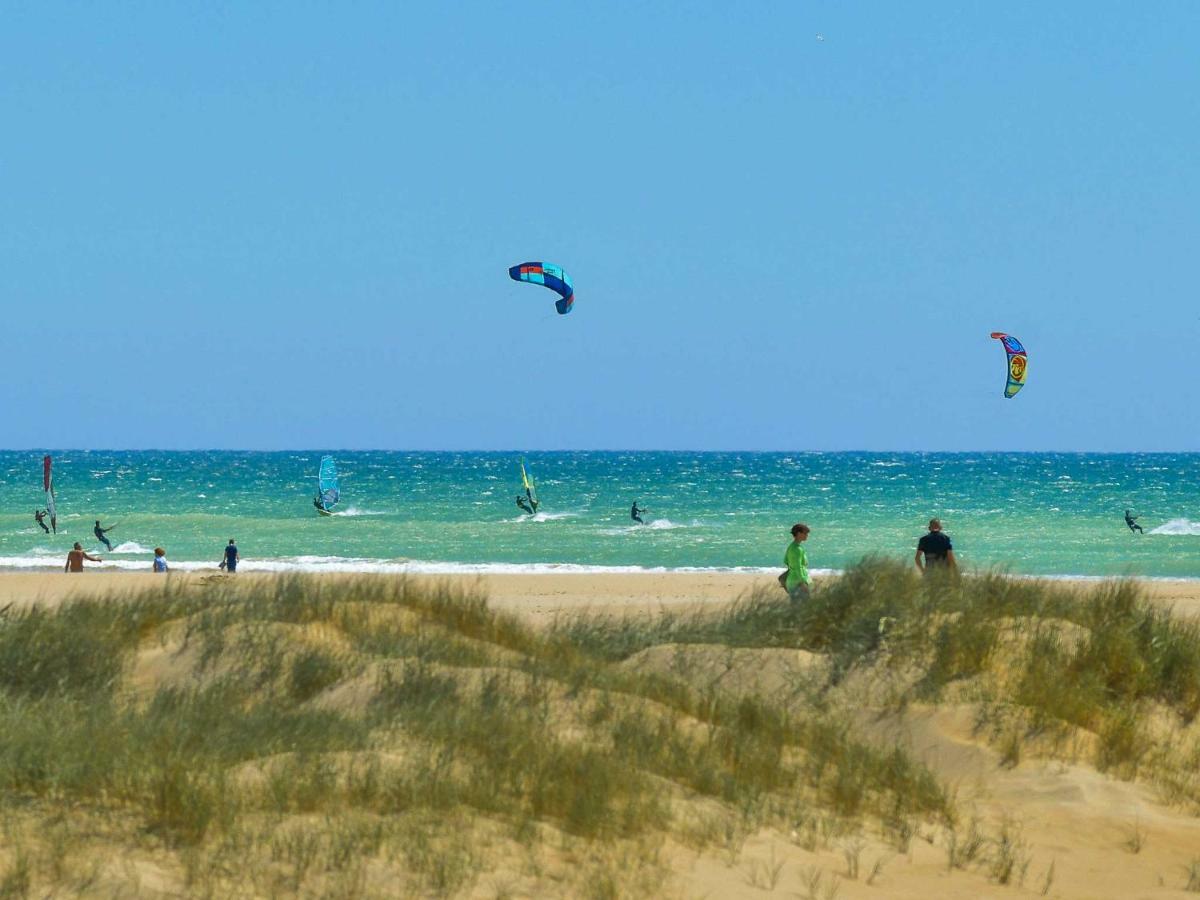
[219,539,240,573]
[64,542,101,573]
[782,523,813,601]
[34,509,49,534]
[516,495,533,515]
[915,519,957,574]
[631,502,646,524]
[1124,509,1145,534]
[93,520,114,551]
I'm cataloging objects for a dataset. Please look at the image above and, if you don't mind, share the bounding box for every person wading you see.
[915,518,957,575]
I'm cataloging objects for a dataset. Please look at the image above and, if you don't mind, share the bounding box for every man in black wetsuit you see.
[93,520,114,551]
[1124,509,1145,534]
[631,502,646,524]
[34,509,49,534]
[516,495,533,515]
[915,518,957,575]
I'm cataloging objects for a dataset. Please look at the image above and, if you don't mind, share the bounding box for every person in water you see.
[153,547,169,573]
[314,495,326,513]
[65,542,101,573]
[219,539,240,573]
[93,520,114,551]
[34,509,49,534]
[782,523,812,601]
[915,518,957,574]
[516,495,533,515]
[1124,509,1145,534]
[631,502,646,524]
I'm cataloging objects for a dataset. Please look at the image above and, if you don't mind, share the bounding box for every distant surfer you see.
[219,539,240,573]
[64,542,101,573]
[93,520,115,551]
[516,495,534,515]
[631,502,646,525]
[915,518,957,574]
[313,495,326,514]
[34,509,49,534]
[1124,509,1145,534]
[526,487,539,514]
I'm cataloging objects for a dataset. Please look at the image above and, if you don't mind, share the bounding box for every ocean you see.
[1,451,1197,578]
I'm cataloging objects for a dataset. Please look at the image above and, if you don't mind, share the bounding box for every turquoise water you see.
[1,452,1197,578]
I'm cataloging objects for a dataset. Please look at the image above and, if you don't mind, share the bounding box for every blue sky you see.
[4,2,1197,451]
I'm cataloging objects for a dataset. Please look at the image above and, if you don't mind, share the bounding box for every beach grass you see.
[0,571,956,897]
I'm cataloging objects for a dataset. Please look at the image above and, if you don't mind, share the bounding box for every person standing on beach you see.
[631,502,646,525]
[783,523,812,601]
[219,539,240,572]
[65,542,102,572]
[1124,509,1145,534]
[94,520,115,551]
[915,518,957,574]
[34,509,49,534]
[153,547,169,573]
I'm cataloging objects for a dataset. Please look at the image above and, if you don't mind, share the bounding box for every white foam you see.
[1148,518,1200,536]
[110,541,152,554]
[330,507,387,517]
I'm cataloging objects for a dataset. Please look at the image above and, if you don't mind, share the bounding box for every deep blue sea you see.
[1,452,1197,578]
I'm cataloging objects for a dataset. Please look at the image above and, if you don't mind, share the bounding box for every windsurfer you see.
[516,495,533,515]
[34,509,49,534]
[93,520,114,551]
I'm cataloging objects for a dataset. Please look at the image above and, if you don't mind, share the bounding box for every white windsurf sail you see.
[43,455,57,534]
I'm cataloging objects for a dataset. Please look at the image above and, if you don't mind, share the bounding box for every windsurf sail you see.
[317,455,340,512]
[519,458,539,509]
[43,455,57,534]
[990,332,1028,399]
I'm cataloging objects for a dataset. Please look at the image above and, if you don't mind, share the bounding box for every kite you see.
[508,262,574,315]
[990,332,1028,398]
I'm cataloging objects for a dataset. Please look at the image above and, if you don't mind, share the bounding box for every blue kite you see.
[508,262,574,315]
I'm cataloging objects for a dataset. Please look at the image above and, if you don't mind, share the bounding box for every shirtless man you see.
[65,542,102,572]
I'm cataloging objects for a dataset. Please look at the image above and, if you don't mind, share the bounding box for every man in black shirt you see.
[915,518,957,574]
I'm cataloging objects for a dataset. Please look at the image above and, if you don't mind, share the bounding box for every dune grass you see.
[557,557,1200,804]
[0,571,956,898]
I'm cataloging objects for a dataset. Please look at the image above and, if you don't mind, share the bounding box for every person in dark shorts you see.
[1124,509,1145,534]
[34,509,49,534]
[915,518,957,574]
[631,502,646,524]
[219,539,240,572]
[94,520,115,551]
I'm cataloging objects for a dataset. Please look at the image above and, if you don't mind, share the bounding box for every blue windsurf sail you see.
[317,456,340,512]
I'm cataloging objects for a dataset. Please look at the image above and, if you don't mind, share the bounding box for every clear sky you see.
[4,2,1197,451]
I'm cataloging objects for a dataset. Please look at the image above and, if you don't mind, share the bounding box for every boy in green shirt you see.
[783,523,812,600]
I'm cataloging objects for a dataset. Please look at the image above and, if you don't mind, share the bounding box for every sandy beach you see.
[5,568,1200,622]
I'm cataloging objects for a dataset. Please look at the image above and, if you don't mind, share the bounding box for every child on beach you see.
[153,547,168,573]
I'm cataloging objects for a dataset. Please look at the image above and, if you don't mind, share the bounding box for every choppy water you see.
[0,452,1196,578]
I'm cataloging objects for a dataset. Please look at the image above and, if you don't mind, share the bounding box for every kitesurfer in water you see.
[631,502,646,524]
[516,495,534,515]
[34,509,49,534]
[93,520,114,551]
[1125,509,1145,534]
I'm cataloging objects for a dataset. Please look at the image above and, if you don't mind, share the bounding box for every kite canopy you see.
[990,332,1028,399]
[508,262,574,315]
